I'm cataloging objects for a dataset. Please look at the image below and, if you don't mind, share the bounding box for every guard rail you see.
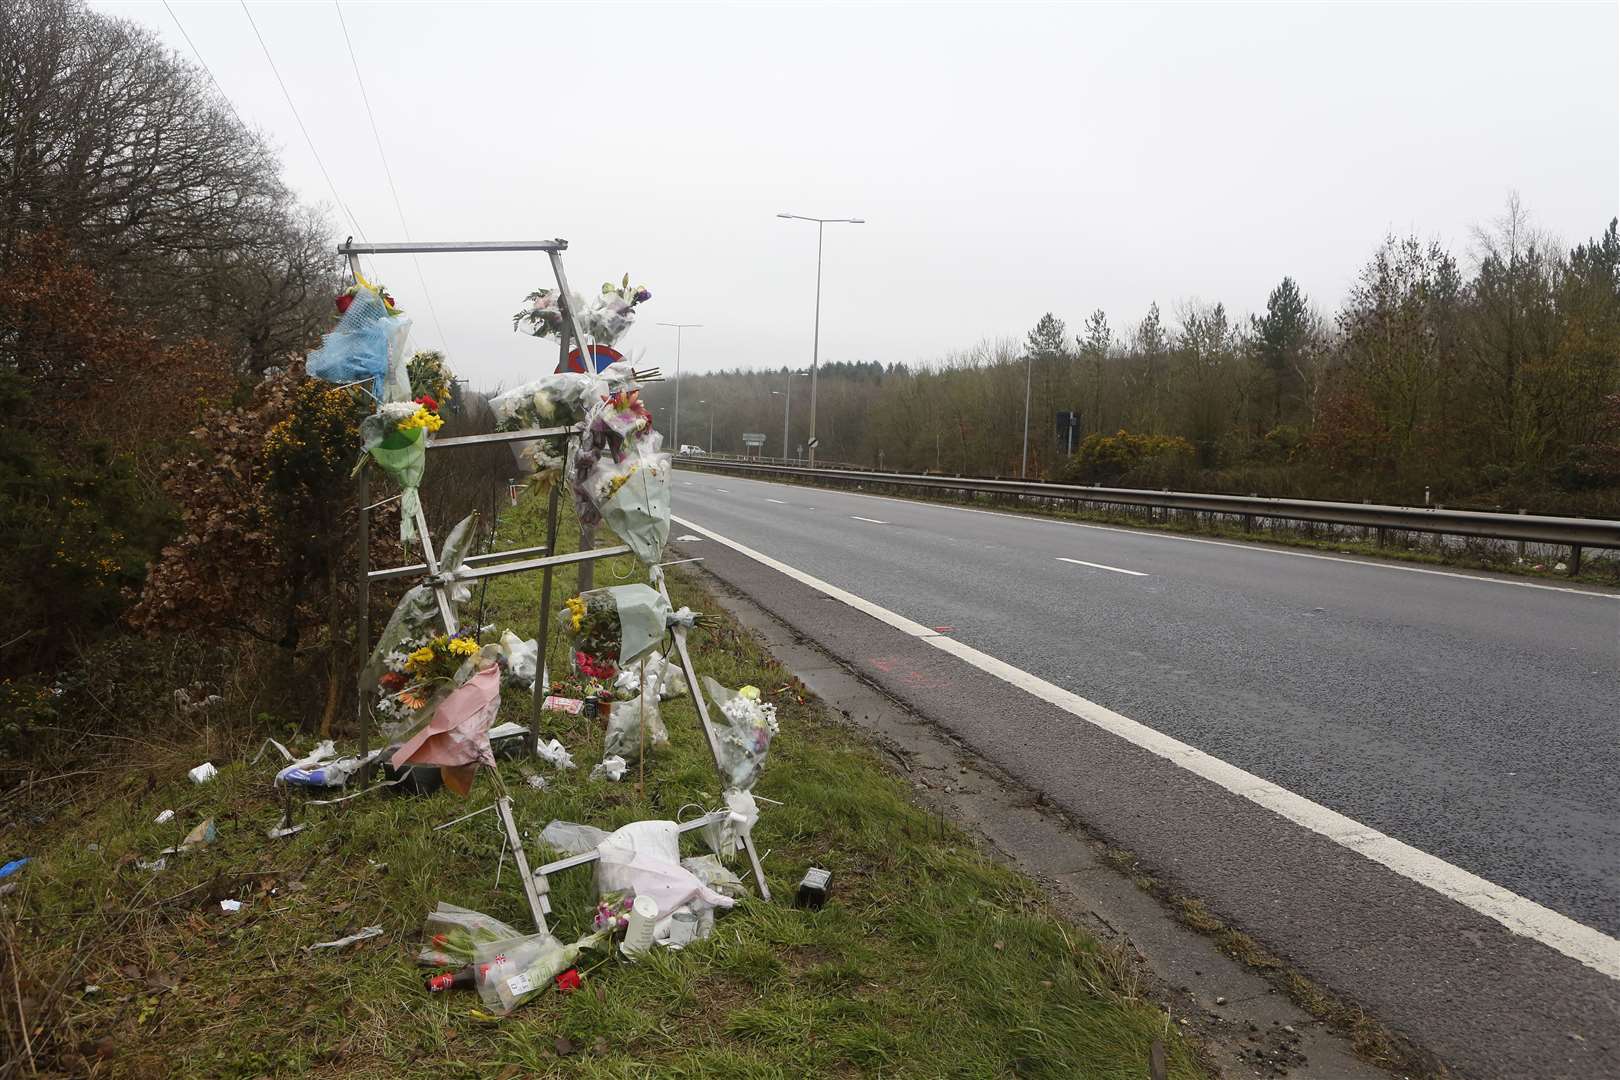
[674,458,1620,574]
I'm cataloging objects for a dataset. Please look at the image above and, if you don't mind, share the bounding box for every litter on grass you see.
[153,810,175,825]
[537,738,575,771]
[589,755,628,782]
[220,899,242,913]
[188,762,217,784]
[309,926,384,951]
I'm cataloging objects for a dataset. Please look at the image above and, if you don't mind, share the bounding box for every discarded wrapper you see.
[220,899,242,913]
[188,762,218,784]
[308,925,384,951]
[154,809,175,825]
[537,738,575,771]
[589,755,627,782]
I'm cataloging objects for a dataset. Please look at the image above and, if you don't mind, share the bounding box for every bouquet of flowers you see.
[472,929,609,1016]
[309,277,413,401]
[570,389,671,565]
[407,349,454,409]
[363,512,479,694]
[418,902,521,968]
[373,631,483,726]
[701,678,780,792]
[559,584,670,677]
[512,274,651,348]
[357,395,444,542]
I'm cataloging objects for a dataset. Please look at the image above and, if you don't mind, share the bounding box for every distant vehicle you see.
[678,444,707,456]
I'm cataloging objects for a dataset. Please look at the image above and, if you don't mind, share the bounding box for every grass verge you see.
[0,488,1208,1079]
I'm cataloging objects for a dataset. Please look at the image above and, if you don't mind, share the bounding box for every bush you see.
[1058,430,1197,488]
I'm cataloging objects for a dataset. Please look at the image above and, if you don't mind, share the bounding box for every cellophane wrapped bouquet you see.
[701,677,779,792]
[571,389,671,564]
[308,278,412,401]
[357,394,443,541]
[511,274,651,348]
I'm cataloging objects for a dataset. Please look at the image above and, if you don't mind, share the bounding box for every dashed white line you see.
[714,488,730,493]
[1058,557,1148,577]
[691,473,1616,600]
[851,515,889,525]
[765,498,787,505]
[669,511,1620,983]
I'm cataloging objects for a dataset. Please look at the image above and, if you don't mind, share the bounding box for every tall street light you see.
[776,213,863,467]
[697,399,715,452]
[770,370,807,461]
[656,322,701,450]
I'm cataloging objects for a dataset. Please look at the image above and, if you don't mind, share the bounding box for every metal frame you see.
[347,238,775,935]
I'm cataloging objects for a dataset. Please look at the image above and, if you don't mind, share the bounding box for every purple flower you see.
[634,288,651,304]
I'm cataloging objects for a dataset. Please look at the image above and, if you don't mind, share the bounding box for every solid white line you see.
[1057,556,1149,577]
[851,516,889,525]
[696,472,1615,600]
[670,511,1620,982]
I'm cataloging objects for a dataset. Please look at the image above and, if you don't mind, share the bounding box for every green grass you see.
[0,487,1208,1079]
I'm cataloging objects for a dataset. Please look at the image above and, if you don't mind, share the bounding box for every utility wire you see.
[333,1,453,355]
[238,0,371,252]
[162,0,248,132]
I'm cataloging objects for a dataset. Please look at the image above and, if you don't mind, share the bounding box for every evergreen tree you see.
[1251,277,1311,424]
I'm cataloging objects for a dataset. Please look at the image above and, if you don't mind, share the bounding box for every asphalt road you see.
[671,468,1620,937]
[666,465,1620,1077]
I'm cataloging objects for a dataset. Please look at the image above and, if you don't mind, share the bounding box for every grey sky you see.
[96,1,1619,391]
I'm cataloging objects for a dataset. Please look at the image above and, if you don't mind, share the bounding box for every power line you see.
[161,0,248,133]
[333,1,452,355]
[238,0,371,251]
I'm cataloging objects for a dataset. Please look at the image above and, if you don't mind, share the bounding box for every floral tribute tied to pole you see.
[356,393,443,542]
[571,387,671,566]
[512,273,650,349]
[307,275,413,401]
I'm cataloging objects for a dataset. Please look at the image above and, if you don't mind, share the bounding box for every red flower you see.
[415,394,439,413]
[380,671,408,691]
[554,968,581,994]
[335,293,355,315]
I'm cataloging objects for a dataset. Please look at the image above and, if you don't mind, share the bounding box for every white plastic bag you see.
[593,820,735,941]
[601,693,667,765]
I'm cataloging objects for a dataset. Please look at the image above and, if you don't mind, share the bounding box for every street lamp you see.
[697,399,714,453]
[656,322,701,450]
[770,371,807,462]
[1021,353,1032,479]
[776,212,863,467]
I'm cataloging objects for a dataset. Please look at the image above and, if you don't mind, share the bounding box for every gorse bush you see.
[1059,430,1197,488]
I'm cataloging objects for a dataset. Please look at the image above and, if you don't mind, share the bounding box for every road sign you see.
[1055,411,1079,455]
[807,437,820,449]
[555,343,623,375]
[741,433,766,447]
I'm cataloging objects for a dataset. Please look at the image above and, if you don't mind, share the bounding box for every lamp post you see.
[770,371,806,462]
[1021,353,1032,479]
[776,213,863,467]
[656,322,701,450]
[697,399,714,453]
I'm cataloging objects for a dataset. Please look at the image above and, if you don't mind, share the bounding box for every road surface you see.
[667,465,1620,1079]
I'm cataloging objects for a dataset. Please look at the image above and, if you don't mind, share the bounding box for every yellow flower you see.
[448,637,480,657]
[407,645,436,670]
[739,685,761,701]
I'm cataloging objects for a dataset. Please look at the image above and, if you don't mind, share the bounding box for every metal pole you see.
[708,407,714,453]
[1021,354,1032,479]
[782,375,791,457]
[673,326,682,451]
[809,221,822,468]
[355,466,371,780]
[531,474,563,739]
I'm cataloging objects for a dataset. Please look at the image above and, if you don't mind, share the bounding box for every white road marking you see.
[1058,557,1148,577]
[670,511,1620,982]
[714,488,730,493]
[851,516,889,525]
[682,481,694,486]
[709,476,1617,600]
[766,498,787,505]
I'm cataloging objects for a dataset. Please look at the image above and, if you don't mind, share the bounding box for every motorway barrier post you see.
[1517,509,1527,562]
[1570,544,1583,576]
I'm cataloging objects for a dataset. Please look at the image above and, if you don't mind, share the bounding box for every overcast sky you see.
[96,1,1618,391]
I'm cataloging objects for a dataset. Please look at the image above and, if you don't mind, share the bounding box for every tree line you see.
[643,200,1620,514]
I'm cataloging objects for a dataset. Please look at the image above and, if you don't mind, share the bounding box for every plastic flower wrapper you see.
[601,690,668,766]
[418,902,522,968]
[308,280,414,401]
[592,891,634,934]
[569,389,671,564]
[559,584,669,676]
[473,929,609,1017]
[511,274,651,348]
[362,512,480,692]
[406,349,454,407]
[700,678,780,792]
[389,659,502,796]
[357,396,444,542]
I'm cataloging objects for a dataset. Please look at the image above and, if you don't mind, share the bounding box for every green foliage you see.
[0,372,171,671]
[1062,429,1197,487]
